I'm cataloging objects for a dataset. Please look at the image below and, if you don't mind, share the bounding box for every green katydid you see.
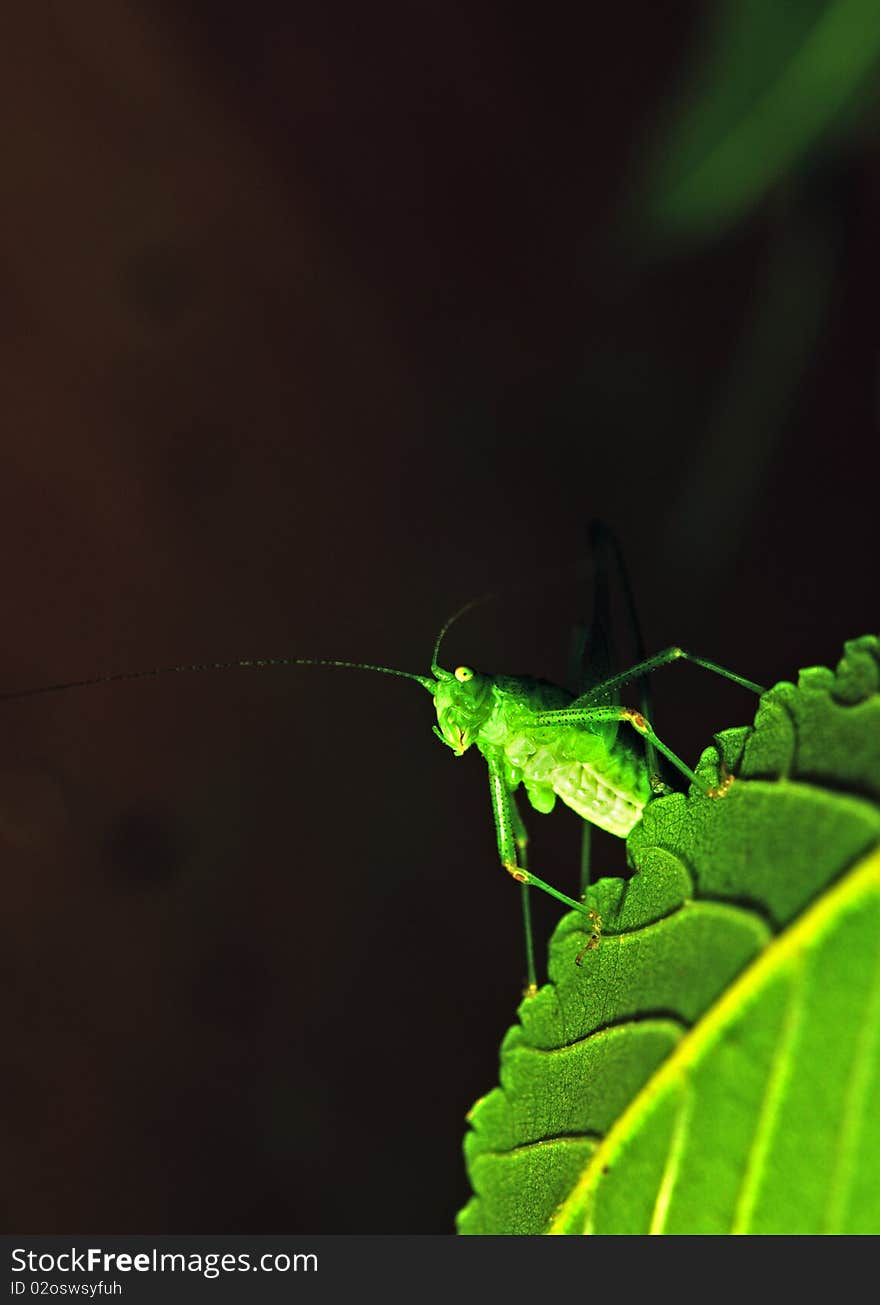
[1,527,763,993]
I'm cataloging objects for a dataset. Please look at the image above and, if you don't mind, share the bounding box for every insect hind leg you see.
[565,645,763,796]
[573,646,764,707]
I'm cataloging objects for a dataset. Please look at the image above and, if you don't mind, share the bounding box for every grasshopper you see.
[1,527,762,992]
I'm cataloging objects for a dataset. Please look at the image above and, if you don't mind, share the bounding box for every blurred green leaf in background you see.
[624,0,880,578]
[635,0,880,239]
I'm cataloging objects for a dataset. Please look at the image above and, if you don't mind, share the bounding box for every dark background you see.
[2,3,877,1232]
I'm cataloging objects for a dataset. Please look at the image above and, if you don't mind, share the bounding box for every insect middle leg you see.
[526,703,730,796]
[562,647,763,796]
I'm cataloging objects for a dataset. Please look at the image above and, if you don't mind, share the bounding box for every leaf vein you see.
[730,959,807,1234]
[648,1075,692,1235]
[822,920,880,1233]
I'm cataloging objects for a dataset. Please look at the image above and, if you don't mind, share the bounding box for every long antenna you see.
[430,549,600,679]
[0,657,437,702]
[4,556,596,704]
[431,593,496,677]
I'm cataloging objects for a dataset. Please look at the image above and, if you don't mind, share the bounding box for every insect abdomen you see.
[484,680,652,838]
[505,726,650,837]
[547,760,645,837]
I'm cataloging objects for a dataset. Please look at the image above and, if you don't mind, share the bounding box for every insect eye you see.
[454,665,474,683]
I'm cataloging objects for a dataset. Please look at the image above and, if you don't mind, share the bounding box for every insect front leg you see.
[507,794,537,995]
[485,749,598,918]
[508,790,529,865]
[575,908,602,966]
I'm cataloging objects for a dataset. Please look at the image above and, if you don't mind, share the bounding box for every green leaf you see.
[458,636,880,1234]
[636,0,880,238]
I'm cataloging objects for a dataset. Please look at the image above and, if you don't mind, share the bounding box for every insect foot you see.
[707,763,735,799]
[575,908,603,966]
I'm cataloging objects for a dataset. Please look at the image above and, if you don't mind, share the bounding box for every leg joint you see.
[621,707,650,733]
[504,861,529,884]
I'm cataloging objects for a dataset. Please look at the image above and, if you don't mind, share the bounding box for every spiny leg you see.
[485,750,596,964]
[571,646,764,709]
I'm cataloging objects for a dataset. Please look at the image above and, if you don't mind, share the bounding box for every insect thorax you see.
[478,676,651,837]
